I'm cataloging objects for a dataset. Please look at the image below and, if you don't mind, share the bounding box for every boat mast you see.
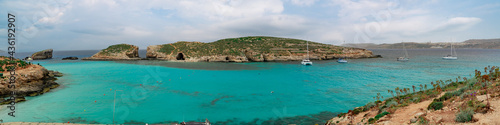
[343,41,346,59]
[307,41,309,60]
[403,41,408,58]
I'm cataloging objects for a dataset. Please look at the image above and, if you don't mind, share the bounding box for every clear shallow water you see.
[1,49,500,124]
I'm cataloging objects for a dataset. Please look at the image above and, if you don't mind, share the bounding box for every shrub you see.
[428,101,443,110]
[353,107,363,115]
[385,100,398,108]
[410,97,421,103]
[418,116,429,125]
[363,102,376,111]
[456,108,474,122]
[368,118,376,124]
[375,112,390,119]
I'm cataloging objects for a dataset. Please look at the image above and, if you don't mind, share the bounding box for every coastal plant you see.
[395,87,400,97]
[387,90,394,98]
[374,112,389,120]
[367,112,389,124]
[418,116,429,125]
[412,85,416,93]
[363,102,376,111]
[352,107,364,115]
[427,101,443,110]
[410,97,421,103]
[368,118,376,124]
[455,108,474,123]
[385,100,398,108]
[419,84,423,92]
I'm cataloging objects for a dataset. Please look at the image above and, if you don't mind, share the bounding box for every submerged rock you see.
[31,49,53,60]
[62,56,78,60]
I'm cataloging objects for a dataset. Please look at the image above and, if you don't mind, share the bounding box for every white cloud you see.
[290,0,317,6]
[431,17,482,32]
[0,0,494,51]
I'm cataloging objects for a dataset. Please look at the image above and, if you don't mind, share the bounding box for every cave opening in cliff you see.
[225,57,229,60]
[176,53,185,60]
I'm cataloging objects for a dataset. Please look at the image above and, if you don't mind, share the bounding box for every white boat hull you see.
[301,59,313,65]
[397,57,409,62]
[442,56,457,60]
[301,62,313,65]
[337,59,347,63]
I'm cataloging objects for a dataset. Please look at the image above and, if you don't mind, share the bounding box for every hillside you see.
[326,66,500,125]
[147,36,378,62]
[346,38,500,49]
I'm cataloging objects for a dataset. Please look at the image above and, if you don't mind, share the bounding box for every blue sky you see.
[1,0,499,52]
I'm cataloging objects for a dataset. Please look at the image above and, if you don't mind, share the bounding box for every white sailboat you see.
[337,41,348,63]
[301,41,313,65]
[442,42,458,60]
[397,42,409,62]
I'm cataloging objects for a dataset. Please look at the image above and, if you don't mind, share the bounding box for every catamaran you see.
[301,41,313,65]
[397,42,409,62]
[337,41,348,63]
[442,42,458,60]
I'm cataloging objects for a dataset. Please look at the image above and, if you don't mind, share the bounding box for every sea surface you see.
[1,49,500,124]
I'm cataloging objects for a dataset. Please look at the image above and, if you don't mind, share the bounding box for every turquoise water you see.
[1,49,500,124]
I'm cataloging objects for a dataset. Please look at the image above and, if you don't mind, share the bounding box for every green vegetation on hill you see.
[158,36,344,58]
[100,44,133,55]
[329,66,500,124]
[0,56,30,72]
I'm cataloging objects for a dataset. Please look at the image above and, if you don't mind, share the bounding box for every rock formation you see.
[146,36,379,62]
[0,58,62,105]
[82,44,140,60]
[62,57,79,60]
[30,49,53,60]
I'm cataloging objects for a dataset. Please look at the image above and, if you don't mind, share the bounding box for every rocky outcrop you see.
[62,57,78,60]
[82,44,141,60]
[0,64,62,105]
[146,36,380,62]
[31,49,53,60]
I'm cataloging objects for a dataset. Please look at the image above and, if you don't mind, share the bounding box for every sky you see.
[1,0,500,52]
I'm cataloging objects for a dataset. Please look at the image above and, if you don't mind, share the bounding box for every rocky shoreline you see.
[0,64,62,105]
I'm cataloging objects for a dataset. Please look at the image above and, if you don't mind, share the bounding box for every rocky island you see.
[82,44,141,60]
[0,56,62,105]
[30,49,53,60]
[146,36,379,62]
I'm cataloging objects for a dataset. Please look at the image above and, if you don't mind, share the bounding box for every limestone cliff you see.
[30,49,53,60]
[147,36,379,62]
[82,44,140,60]
[0,57,62,104]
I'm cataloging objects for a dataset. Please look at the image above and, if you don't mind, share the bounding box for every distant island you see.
[345,38,500,49]
[83,36,380,62]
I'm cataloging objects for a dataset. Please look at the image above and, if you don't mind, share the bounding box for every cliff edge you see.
[0,57,62,105]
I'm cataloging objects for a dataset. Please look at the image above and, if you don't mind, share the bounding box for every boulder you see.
[31,49,53,60]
